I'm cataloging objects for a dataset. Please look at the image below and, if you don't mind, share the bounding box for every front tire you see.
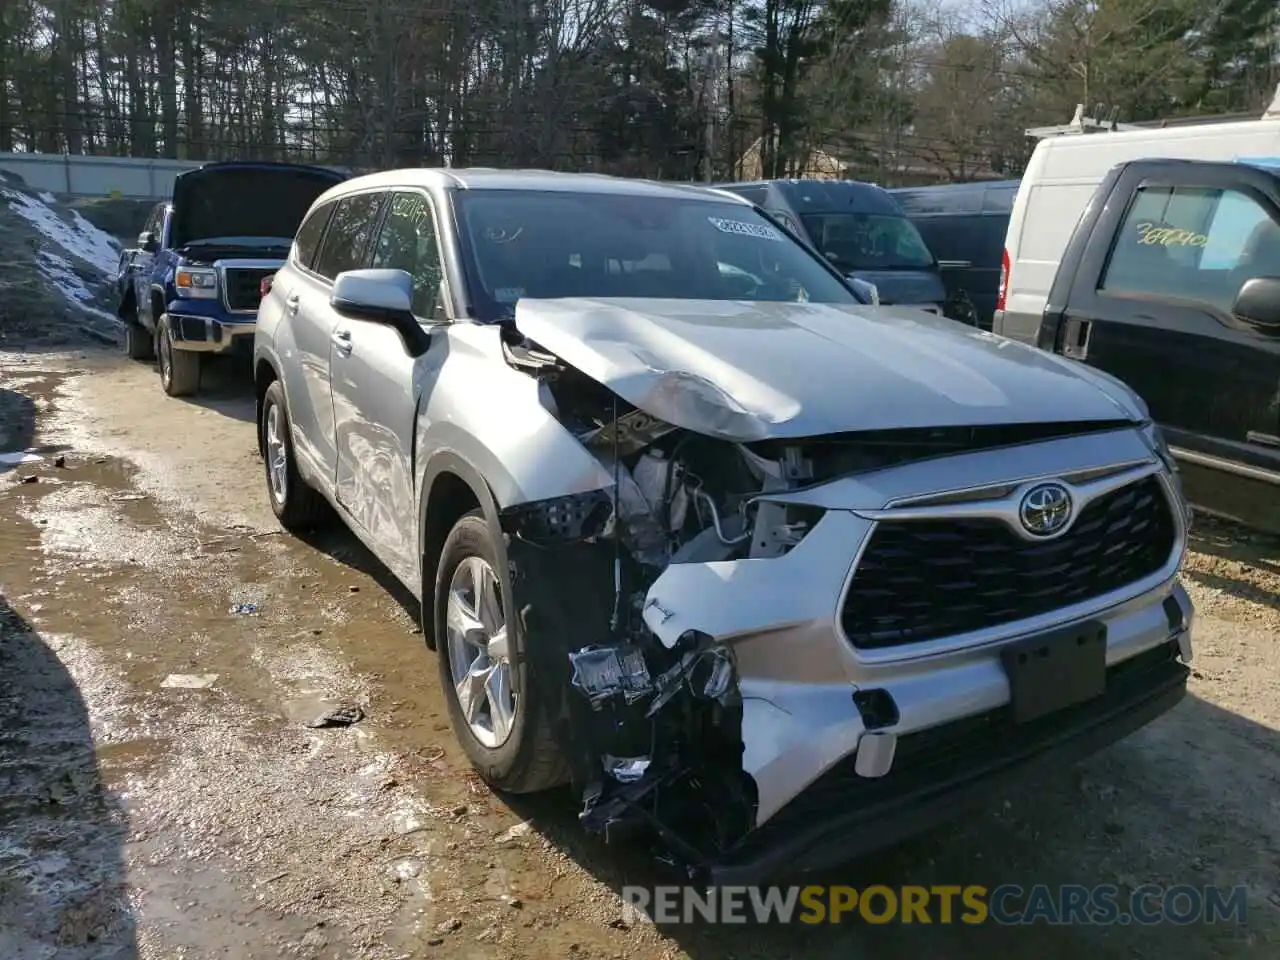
[260,379,328,529]
[157,315,201,397]
[435,511,566,793]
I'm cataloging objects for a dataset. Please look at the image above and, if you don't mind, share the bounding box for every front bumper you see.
[635,426,1194,881]
[704,633,1188,885]
[167,311,255,356]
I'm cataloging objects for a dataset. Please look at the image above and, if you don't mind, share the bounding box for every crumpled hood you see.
[514,297,1146,442]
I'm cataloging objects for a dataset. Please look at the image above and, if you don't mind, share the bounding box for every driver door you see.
[1061,162,1280,481]
[134,203,165,329]
[331,190,451,586]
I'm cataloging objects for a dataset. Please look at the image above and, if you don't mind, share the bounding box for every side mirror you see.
[330,269,430,356]
[1232,276,1280,331]
[138,231,158,253]
[848,276,879,305]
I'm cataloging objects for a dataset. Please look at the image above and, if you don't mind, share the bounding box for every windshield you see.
[798,212,936,271]
[452,190,860,321]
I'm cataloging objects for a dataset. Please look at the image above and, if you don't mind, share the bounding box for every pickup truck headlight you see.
[175,267,218,299]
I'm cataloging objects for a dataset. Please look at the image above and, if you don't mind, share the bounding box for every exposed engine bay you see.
[500,336,802,869]
[496,326,1138,876]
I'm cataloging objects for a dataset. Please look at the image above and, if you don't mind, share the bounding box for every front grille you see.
[222,267,275,312]
[842,476,1177,649]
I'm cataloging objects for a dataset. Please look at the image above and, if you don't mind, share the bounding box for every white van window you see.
[1100,184,1280,313]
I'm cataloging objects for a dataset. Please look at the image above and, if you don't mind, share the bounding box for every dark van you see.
[715,179,951,316]
[889,179,1019,330]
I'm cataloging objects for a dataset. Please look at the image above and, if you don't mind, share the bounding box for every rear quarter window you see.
[292,202,334,271]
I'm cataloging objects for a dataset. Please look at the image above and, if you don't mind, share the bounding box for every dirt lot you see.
[1,344,1278,959]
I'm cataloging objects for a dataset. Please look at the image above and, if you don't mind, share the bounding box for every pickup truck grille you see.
[222,267,275,312]
[841,475,1177,649]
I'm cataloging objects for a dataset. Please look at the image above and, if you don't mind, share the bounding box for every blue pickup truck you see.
[115,160,346,396]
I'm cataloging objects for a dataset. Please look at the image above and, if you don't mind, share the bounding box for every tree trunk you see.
[156,2,179,158]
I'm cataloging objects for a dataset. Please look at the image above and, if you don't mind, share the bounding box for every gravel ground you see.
[0,345,1277,959]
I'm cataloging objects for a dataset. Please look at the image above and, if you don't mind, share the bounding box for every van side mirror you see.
[847,276,879,305]
[138,231,158,253]
[1232,276,1280,331]
[331,268,431,357]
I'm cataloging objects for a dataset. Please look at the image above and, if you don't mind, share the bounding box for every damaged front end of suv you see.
[485,298,1194,885]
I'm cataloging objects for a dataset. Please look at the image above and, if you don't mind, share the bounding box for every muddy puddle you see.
[2,351,1278,959]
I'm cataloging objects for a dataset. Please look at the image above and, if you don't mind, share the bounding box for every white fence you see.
[0,152,205,200]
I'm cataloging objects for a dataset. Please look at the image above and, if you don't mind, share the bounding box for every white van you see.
[994,88,1280,344]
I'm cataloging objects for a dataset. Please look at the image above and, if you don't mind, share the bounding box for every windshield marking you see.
[707,217,784,241]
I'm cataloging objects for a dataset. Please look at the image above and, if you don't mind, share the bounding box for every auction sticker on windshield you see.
[708,217,784,241]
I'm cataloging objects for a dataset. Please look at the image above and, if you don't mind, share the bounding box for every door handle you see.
[331,330,352,355]
[284,293,300,313]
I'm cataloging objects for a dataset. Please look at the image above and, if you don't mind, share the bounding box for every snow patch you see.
[36,250,119,324]
[2,187,119,274]
[38,191,57,204]
[2,186,122,323]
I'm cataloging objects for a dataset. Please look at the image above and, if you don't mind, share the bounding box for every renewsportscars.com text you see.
[621,884,1248,926]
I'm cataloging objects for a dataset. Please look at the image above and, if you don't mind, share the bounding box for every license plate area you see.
[1000,620,1107,724]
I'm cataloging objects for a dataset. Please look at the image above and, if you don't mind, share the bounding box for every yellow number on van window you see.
[1135,222,1208,247]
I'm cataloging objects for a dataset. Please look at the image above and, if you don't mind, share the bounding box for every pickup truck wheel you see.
[123,321,154,361]
[435,511,566,794]
[157,315,201,397]
[260,380,328,529]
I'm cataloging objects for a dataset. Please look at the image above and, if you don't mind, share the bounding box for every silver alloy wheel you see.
[158,326,172,387]
[264,402,288,504]
[445,555,516,748]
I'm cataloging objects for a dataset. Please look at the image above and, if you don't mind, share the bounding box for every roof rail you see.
[1027,86,1280,139]
[1024,104,1141,139]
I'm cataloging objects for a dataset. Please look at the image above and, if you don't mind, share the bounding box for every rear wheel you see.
[121,304,153,361]
[157,315,201,397]
[260,379,328,529]
[435,511,566,793]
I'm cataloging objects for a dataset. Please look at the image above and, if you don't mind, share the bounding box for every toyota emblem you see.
[1019,482,1072,537]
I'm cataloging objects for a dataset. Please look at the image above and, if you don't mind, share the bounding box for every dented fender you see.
[415,323,615,509]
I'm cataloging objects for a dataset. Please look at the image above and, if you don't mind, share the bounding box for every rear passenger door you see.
[290,191,384,479]
[1057,162,1280,477]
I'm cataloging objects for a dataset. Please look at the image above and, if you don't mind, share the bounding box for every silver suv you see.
[253,170,1195,884]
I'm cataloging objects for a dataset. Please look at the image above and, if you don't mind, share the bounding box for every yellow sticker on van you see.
[1135,222,1207,247]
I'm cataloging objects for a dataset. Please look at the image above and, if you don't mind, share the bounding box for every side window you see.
[1200,191,1273,270]
[312,193,384,281]
[1099,184,1280,312]
[293,202,333,271]
[369,191,446,319]
[143,204,163,241]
